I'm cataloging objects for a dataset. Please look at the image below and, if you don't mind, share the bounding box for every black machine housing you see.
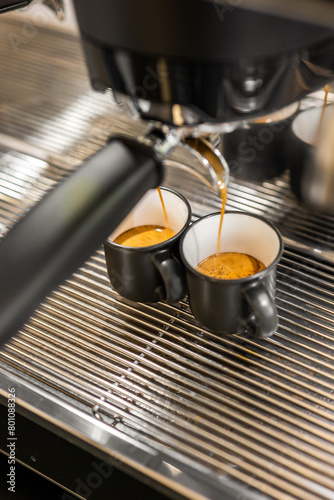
[1,0,334,124]
[73,0,334,124]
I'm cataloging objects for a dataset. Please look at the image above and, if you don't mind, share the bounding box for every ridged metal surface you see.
[0,16,334,500]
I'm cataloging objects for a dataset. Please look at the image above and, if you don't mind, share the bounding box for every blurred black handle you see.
[0,136,163,345]
[0,0,32,13]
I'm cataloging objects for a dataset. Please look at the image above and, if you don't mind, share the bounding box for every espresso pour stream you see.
[185,138,228,252]
[314,84,329,146]
[157,186,169,227]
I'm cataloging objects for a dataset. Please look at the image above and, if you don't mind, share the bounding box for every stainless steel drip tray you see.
[0,15,334,500]
[1,241,334,500]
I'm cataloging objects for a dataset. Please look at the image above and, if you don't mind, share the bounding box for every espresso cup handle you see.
[152,250,186,304]
[243,281,278,338]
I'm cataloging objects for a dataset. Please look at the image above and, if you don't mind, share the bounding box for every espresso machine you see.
[0,0,334,347]
[1,2,334,499]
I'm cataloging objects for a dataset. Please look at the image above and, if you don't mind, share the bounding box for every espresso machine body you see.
[73,0,334,125]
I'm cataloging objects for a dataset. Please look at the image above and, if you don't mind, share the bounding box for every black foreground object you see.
[0,136,163,346]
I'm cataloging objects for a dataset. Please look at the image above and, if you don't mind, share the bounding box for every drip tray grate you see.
[1,244,334,499]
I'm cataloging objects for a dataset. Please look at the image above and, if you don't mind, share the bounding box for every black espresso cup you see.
[180,211,284,338]
[104,187,191,304]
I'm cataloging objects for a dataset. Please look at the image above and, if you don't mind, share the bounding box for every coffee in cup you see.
[196,251,265,280]
[114,225,175,247]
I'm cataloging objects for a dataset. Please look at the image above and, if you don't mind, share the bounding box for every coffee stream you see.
[157,186,169,226]
[315,84,329,146]
[217,180,227,253]
[184,137,227,253]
